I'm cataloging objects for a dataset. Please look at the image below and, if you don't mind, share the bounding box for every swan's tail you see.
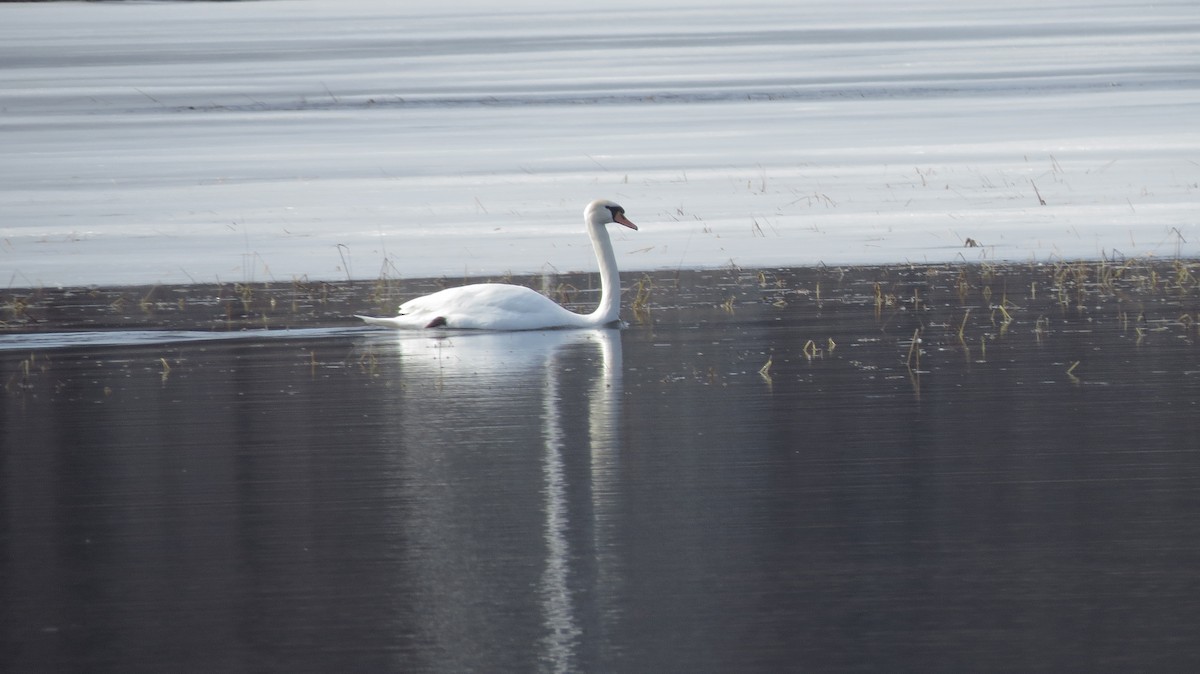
[357,314,410,328]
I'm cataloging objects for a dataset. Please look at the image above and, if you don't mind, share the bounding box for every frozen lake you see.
[2,0,1199,287]
[3,1,1200,671]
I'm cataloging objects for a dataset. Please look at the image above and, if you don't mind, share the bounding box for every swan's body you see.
[358,199,637,330]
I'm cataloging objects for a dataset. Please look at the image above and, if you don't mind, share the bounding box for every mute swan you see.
[357,199,637,330]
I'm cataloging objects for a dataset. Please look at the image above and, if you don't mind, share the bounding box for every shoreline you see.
[4,257,1197,341]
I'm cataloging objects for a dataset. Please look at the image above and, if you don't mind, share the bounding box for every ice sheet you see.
[2,0,1197,287]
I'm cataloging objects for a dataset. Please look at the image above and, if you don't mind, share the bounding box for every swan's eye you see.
[606,206,623,219]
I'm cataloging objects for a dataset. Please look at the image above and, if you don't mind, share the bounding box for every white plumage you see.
[358,199,637,330]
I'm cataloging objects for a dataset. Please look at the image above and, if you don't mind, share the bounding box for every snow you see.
[1,0,1198,287]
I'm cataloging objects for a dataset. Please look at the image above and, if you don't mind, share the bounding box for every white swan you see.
[357,199,638,330]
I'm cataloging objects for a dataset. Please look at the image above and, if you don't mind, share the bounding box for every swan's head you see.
[586,199,638,230]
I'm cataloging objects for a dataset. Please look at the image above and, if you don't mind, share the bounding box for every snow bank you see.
[1,0,1197,286]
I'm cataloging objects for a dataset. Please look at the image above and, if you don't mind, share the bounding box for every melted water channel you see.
[3,263,1199,672]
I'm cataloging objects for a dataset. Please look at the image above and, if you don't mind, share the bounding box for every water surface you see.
[3,262,1199,672]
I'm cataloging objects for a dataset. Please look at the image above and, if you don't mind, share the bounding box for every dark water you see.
[3,262,1200,673]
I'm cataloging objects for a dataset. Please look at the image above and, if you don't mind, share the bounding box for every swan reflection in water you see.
[362,328,624,672]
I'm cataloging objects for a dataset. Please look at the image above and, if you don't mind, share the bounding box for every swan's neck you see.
[586,219,621,325]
